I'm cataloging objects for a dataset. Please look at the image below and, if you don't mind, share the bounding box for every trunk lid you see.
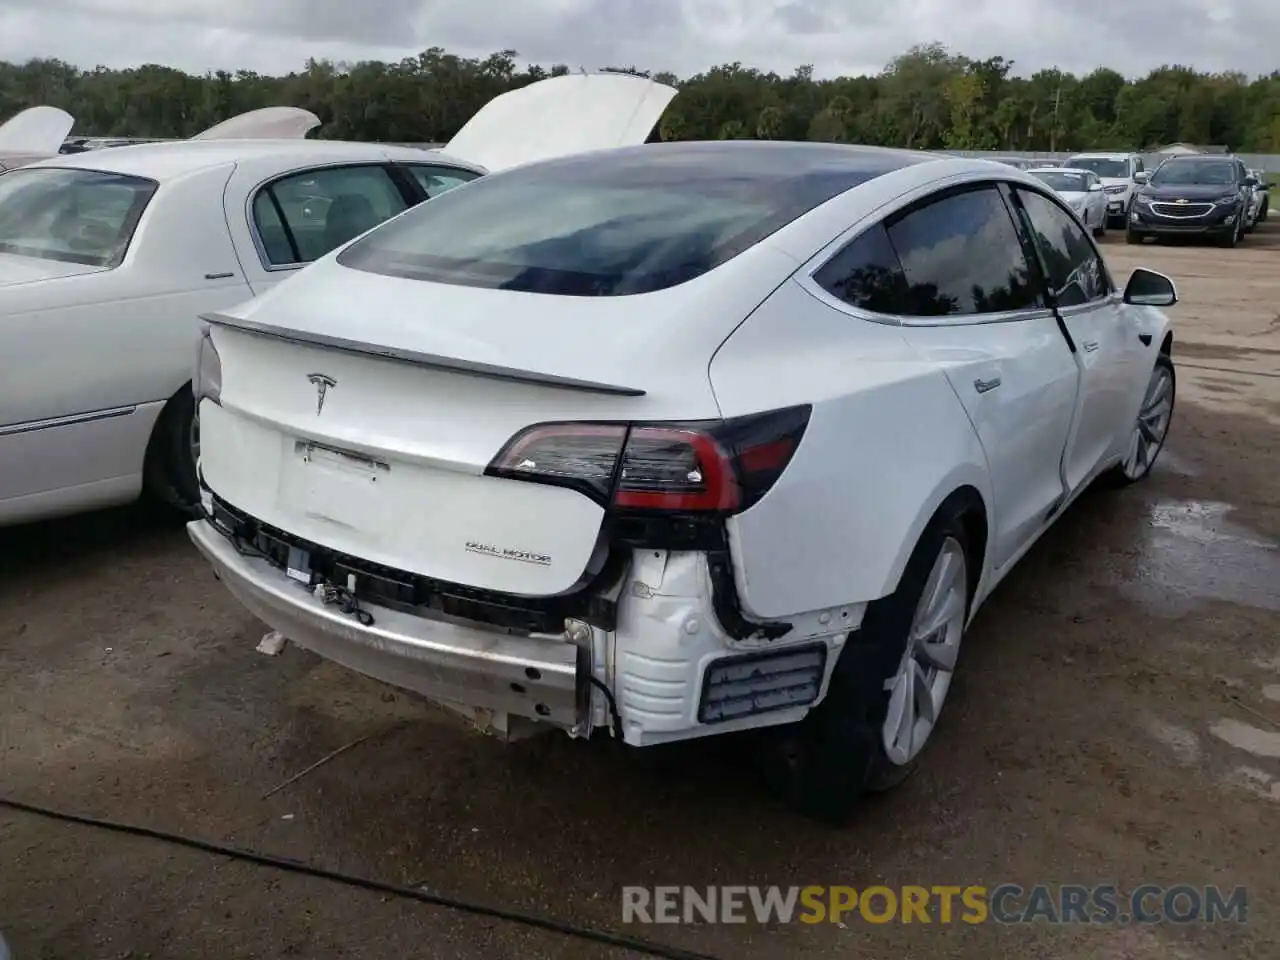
[191,106,322,140]
[0,106,74,155]
[200,247,793,597]
[441,72,676,173]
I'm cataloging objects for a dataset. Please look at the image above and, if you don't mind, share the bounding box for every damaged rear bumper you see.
[189,518,584,728]
[189,512,860,747]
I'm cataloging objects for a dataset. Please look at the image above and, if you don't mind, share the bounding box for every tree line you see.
[3,43,1279,153]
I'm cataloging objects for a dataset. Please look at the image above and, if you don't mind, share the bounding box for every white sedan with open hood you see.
[190,142,1179,822]
[0,74,675,527]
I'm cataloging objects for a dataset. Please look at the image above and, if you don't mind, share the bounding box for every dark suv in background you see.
[1127,155,1259,247]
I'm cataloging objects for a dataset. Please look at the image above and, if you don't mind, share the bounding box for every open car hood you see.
[0,106,74,155]
[192,106,322,140]
[441,72,677,173]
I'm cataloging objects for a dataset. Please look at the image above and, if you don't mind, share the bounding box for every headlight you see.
[1104,184,1127,194]
[1135,194,1152,206]
[1214,194,1240,205]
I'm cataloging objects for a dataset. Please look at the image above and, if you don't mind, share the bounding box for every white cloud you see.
[0,0,1274,80]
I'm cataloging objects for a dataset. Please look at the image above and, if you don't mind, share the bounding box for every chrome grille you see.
[1150,201,1214,218]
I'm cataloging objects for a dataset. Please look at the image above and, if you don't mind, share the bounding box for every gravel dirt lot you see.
[2,220,1278,960]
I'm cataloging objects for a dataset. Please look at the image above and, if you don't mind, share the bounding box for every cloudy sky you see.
[0,0,1271,80]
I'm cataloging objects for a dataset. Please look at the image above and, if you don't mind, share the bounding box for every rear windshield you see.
[0,167,156,267]
[1032,171,1089,192]
[336,148,884,296]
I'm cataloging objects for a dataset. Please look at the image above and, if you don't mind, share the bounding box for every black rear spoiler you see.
[200,312,646,397]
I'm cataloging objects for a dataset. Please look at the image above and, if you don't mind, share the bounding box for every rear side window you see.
[252,164,408,266]
[401,164,481,199]
[0,167,156,267]
[813,223,909,314]
[886,186,1042,317]
[337,150,889,296]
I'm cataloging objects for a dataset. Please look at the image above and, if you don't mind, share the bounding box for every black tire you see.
[1260,198,1269,221]
[756,500,976,825]
[1105,353,1175,487]
[1125,228,1141,245]
[143,386,201,514]
[1218,225,1237,248]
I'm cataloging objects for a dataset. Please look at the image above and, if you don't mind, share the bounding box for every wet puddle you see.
[1118,499,1280,616]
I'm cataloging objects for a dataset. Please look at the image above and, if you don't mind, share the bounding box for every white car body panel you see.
[0,75,672,527]
[442,73,676,173]
[187,144,1177,749]
[191,106,321,140]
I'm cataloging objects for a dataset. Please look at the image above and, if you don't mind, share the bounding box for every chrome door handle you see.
[1082,340,1100,352]
[974,377,1002,394]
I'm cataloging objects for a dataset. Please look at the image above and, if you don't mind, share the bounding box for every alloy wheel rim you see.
[1121,365,1173,480]
[882,537,967,766]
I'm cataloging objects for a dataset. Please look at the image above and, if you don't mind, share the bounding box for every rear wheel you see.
[757,503,974,824]
[143,387,201,514]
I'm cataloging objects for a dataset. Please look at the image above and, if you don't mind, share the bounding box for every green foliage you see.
[3,44,1280,152]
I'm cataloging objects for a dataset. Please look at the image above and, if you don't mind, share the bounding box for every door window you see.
[1014,188,1110,308]
[252,164,407,267]
[402,164,482,200]
[885,185,1042,317]
[812,223,909,315]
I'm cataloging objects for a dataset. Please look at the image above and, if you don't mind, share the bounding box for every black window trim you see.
[246,161,409,273]
[798,177,1059,328]
[1003,181,1118,313]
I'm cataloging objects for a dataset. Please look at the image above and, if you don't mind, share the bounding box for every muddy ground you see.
[2,221,1278,960]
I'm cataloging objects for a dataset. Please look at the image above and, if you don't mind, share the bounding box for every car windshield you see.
[337,145,898,296]
[1149,160,1237,186]
[1066,157,1129,178]
[0,167,156,267]
[1032,171,1089,192]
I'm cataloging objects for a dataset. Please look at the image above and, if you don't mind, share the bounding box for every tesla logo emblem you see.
[307,373,336,414]
[1175,199,1188,204]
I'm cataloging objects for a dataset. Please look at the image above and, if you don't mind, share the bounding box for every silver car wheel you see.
[1121,362,1174,480]
[882,536,967,766]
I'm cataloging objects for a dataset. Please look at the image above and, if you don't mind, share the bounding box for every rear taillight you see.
[192,324,222,406]
[485,405,810,515]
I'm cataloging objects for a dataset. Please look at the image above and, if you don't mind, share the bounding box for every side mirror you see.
[1244,176,1259,188]
[1089,182,1104,192]
[1133,171,1149,184]
[1124,267,1177,307]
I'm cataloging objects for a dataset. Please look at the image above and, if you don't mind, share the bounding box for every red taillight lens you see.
[486,405,810,515]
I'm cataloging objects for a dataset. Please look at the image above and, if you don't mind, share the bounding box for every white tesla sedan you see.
[1028,167,1109,236]
[189,141,1178,822]
[0,74,675,527]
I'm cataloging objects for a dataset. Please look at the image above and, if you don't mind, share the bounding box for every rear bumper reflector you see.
[188,518,584,728]
[697,645,827,724]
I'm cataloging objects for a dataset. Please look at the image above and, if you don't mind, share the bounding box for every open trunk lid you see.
[199,248,790,597]
[191,106,322,140]
[441,72,676,173]
[0,106,74,156]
